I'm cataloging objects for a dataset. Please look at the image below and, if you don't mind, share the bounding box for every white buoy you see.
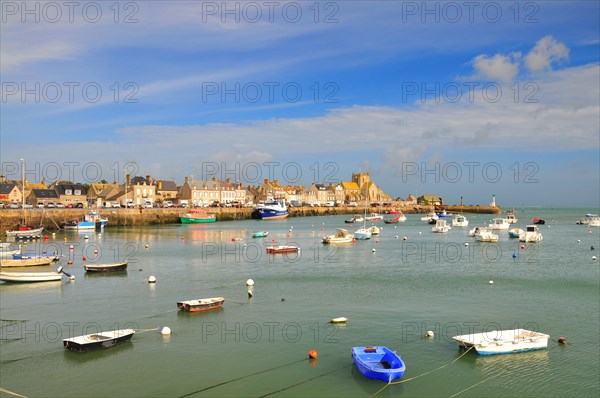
[160,326,172,335]
[395,235,399,239]
[403,236,408,241]
[145,244,149,248]
[148,275,156,283]
[426,330,434,337]
[372,248,376,252]
[84,235,89,239]
[577,240,581,243]
[489,280,494,286]
[418,231,422,235]
[246,279,255,286]
[69,275,75,281]
[593,256,597,261]
[464,242,469,246]
[247,289,253,298]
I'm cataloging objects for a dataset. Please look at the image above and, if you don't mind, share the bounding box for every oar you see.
[57,266,75,281]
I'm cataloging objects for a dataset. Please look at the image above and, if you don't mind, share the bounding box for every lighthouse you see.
[490,194,496,207]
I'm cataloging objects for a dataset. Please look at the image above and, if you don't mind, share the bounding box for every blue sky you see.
[1,1,599,207]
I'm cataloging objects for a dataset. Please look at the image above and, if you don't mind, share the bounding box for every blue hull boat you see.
[352,346,406,382]
[251,200,289,220]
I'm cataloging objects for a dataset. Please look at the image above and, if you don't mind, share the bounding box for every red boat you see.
[266,245,300,254]
[533,218,545,225]
[177,297,225,312]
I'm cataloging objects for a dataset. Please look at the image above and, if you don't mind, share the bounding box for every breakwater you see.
[0,205,501,235]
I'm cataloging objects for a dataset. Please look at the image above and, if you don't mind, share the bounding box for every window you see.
[74,190,81,195]
[65,189,72,195]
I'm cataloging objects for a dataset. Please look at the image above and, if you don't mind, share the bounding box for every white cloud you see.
[472,53,521,83]
[525,35,570,72]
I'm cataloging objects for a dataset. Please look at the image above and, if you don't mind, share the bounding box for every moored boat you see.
[432,219,451,233]
[353,227,372,240]
[0,269,64,283]
[64,211,108,230]
[453,329,549,355]
[345,215,364,224]
[365,213,383,221]
[451,214,469,227]
[368,225,380,235]
[5,226,44,239]
[84,261,128,272]
[436,210,453,218]
[63,329,135,352]
[589,217,600,227]
[508,228,523,238]
[384,214,405,224]
[180,208,216,224]
[475,228,499,242]
[323,228,355,243]
[352,346,406,382]
[251,199,289,220]
[533,217,545,225]
[330,317,347,324]
[266,245,300,253]
[519,225,543,242]
[0,256,55,267]
[251,231,269,238]
[420,211,438,222]
[506,213,518,224]
[489,218,510,230]
[177,297,225,312]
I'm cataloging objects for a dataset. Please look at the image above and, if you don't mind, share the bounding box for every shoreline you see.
[0,205,502,235]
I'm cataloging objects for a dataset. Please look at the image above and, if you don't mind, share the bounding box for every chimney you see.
[41,179,46,187]
[226,178,231,184]
[264,179,269,185]
[274,179,279,186]
[158,181,163,190]
[211,176,217,182]
[184,176,189,184]
[126,174,131,186]
[146,175,151,184]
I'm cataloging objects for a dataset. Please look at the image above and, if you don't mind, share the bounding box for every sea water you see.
[1,208,598,397]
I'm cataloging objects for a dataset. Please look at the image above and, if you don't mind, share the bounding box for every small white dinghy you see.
[453,329,550,355]
[330,317,348,324]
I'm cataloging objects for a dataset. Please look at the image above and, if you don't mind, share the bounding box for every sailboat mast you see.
[20,158,25,224]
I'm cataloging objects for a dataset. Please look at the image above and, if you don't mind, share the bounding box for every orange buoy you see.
[308,349,318,359]
[43,235,48,240]
[67,261,72,265]
[558,336,567,345]
[82,256,86,261]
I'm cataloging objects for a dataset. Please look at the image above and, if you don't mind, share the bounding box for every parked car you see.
[55,203,66,208]
[46,202,57,208]
[8,203,20,209]
[23,203,33,209]
[348,201,358,207]
[36,203,45,208]
[74,202,84,208]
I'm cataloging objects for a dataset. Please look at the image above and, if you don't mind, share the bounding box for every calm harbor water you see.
[1,208,599,397]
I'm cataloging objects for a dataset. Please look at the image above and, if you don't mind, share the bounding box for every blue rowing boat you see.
[351,346,406,382]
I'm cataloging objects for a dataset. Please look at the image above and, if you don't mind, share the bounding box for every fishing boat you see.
[351,346,406,382]
[251,231,269,238]
[519,225,543,242]
[11,252,59,261]
[489,218,510,230]
[506,213,518,224]
[63,329,135,352]
[589,217,600,227]
[0,268,64,283]
[64,211,108,230]
[365,213,383,221]
[533,217,545,225]
[0,256,55,267]
[453,329,550,355]
[266,245,300,253]
[384,214,404,224]
[468,227,480,237]
[508,228,523,238]
[323,228,355,244]
[84,261,128,272]
[420,211,438,222]
[179,208,216,224]
[177,297,225,312]
[5,226,44,239]
[451,214,469,227]
[431,219,451,233]
[475,228,499,242]
[436,210,453,218]
[345,215,364,224]
[251,199,289,220]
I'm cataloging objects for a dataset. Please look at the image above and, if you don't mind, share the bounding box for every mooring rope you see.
[0,388,29,398]
[178,358,308,398]
[369,346,475,398]
[259,364,352,397]
[448,372,500,398]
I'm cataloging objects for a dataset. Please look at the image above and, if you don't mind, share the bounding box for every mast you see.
[20,158,25,224]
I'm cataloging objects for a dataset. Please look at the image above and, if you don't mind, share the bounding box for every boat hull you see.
[0,271,62,283]
[266,246,300,253]
[0,257,55,267]
[177,297,225,312]
[5,227,44,239]
[453,329,549,355]
[64,220,107,230]
[63,329,135,352]
[352,346,405,382]
[84,262,128,272]
[180,216,216,224]
[251,208,289,220]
